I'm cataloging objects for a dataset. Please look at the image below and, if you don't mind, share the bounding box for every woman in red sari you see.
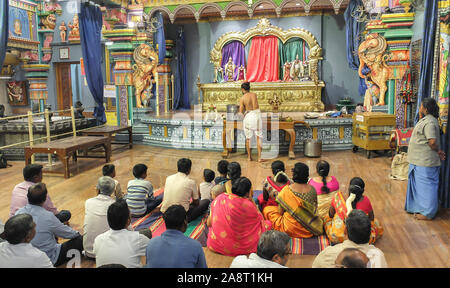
[257,160,290,210]
[207,177,271,256]
[324,177,383,244]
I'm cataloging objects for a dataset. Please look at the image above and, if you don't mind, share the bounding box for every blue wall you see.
[46,1,105,112]
[166,15,361,108]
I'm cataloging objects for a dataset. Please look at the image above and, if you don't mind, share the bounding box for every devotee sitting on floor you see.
[0,214,53,268]
[15,183,83,267]
[200,169,215,201]
[161,158,209,222]
[83,176,116,259]
[214,160,229,184]
[308,160,340,219]
[146,204,207,268]
[126,163,163,218]
[93,199,151,268]
[335,248,369,268]
[102,164,124,199]
[263,162,323,238]
[405,98,445,220]
[257,160,290,211]
[313,209,387,268]
[224,161,245,195]
[324,177,383,244]
[230,230,290,268]
[9,164,71,223]
[207,177,271,256]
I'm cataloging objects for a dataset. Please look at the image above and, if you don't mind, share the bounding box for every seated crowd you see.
[0,158,386,268]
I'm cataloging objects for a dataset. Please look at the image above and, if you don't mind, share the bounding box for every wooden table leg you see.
[104,140,111,163]
[58,153,70,179]
[285,128,296,159]
[128,128,133,149]
[24,149,33,165]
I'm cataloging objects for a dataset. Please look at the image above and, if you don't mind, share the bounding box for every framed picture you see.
[7,81,28,106]
[59,47,70,60]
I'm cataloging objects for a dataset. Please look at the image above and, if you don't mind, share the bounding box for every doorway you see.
[55,62,82,115]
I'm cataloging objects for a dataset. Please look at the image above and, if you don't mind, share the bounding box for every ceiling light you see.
[105,41,113,46]
[128,21,135,28]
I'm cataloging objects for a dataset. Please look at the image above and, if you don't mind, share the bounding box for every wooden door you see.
[55,62,74,114]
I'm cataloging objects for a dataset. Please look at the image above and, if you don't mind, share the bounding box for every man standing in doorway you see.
[239,82,264,162]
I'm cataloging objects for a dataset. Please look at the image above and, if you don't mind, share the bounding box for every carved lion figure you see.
[42,14,56,30]
[132,44,158,108]
[358,33,391,106]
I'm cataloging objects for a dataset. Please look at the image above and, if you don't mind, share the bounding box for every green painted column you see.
[387,80,395,114]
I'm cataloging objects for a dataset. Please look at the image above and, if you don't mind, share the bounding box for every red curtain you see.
[246,36,280,82]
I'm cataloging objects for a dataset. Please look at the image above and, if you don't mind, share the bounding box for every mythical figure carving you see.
[7,82,24,103]
[59,21,67,42]
[41,14,56,30]
[358,33,391,106]
[290,55,302,81]
[132,43,159,108]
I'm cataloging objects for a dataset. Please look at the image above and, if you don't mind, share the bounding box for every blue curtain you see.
[414,0,438,124]
[153,11,166,65]
[0,0,8,67]
[173,27,189,110]
[79,3,106,123]
[344,0,367,96]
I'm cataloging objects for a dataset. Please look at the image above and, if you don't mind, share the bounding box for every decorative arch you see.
[197,2,223,19]
[172,4,198,22]
[223,1,251,18]
[148,6,172,19]
[209,18,322,68]
[279,0,302,10]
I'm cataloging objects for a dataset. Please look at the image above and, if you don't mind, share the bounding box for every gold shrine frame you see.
[210,18,323,70]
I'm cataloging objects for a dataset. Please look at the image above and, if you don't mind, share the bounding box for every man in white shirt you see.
[312,209,388,268]
[161,158,209,222]
[83,176,116,258]
[230,230,290,268]
[0,214,53,268]
[93,199,151,268]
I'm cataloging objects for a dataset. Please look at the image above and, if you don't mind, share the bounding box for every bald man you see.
[335,248,369,268]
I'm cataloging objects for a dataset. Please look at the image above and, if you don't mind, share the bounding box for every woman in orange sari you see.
[324,177,383,244]
[207,177,271,256]
[263,162,323,238]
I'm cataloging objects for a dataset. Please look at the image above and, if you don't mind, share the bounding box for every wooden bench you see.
[222,119,308,159]
[81,125,132,149]
[24,136,111,179]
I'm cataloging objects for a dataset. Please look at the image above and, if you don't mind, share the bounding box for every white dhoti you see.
[243,109,263,139]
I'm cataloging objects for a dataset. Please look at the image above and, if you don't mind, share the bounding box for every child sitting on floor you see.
[200,169,215,201]
[126,164,163,218]
[102,164,124,199]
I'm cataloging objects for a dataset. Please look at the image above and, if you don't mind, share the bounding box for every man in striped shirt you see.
[126,164,163,218]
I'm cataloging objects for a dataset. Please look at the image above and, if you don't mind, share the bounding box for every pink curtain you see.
[246,36,280,82]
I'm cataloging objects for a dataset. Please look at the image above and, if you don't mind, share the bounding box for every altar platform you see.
[115,110,353,156]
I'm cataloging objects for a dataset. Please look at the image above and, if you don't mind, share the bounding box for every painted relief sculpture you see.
[68,15,80,41]
[132,43,159,108]
[59,21,67,42]
[7,81,27,105]
[358,33,391,106]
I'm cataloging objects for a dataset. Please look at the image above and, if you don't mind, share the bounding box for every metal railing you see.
[0,106,104,165]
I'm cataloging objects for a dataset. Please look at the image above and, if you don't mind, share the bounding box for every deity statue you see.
[283,61,292,82]
[59,21,67,42]
[224,57,236,82]
[237,65,246,81]
[358,33,390,106]
[132,43,158,108]
[215,66,224,83]
[290,54,302,81]
[363,78,380,112]
[68,15,80,40]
